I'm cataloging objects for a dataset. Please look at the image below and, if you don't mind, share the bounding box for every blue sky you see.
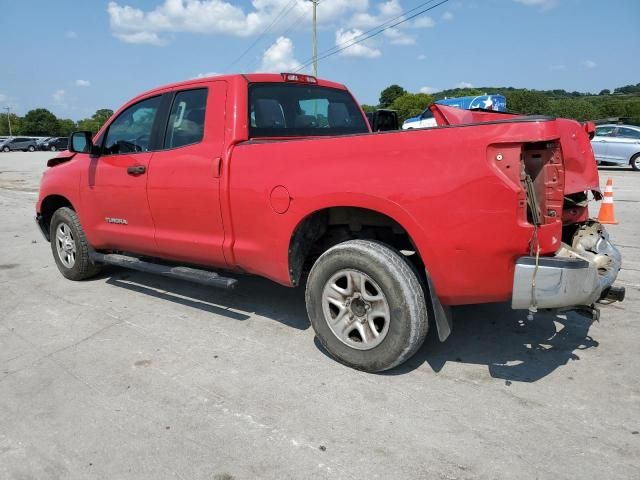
[1,0,639,120]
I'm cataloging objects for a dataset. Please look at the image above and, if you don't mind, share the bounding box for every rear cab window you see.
[164,88,208,149]
[248,83,368,138]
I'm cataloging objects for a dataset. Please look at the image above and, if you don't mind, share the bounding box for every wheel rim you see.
[633,157,640,169]
[51,146,56,151]
[321,269,390,350]
[55,222,77,268]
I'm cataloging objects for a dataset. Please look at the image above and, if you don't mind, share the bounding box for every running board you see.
[90,252,237,290]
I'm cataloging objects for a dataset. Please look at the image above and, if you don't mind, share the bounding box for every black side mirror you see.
[69,131,94,154]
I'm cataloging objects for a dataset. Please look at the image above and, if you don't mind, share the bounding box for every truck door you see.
[80,94,162,255]
[146,81,227,267]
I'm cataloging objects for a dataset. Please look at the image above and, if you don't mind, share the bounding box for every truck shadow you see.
[100,267,598,382]
[101,267,310,330]
[387,302,599,382]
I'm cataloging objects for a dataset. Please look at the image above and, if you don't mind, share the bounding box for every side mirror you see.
[69,131,93,154]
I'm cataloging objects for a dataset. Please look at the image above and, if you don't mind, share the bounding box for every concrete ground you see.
[0,151,638,480]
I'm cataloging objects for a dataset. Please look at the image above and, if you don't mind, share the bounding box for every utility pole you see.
[4,106,12,137]
[309,0,319,77]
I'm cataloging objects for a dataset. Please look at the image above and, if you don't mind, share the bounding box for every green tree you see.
[57,118,77,136]
[599,89,610,96]
[360,104,377,113]
[379,85,407,108]
[505,90,550,115]
[390,93,433,123]
[549,99,598,121]
[92,109,114,129]
[21,108,60,136]
[0,113,23,136]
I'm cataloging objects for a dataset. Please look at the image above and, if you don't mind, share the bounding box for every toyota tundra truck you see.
[36,73,624,372]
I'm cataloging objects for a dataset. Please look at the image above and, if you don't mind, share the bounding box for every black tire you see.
[631,153,640,171]
[1,146,8,152]
[28,145,35,152]
[49,207,102,280]
[306,240,428,372]
[50,146,57,151]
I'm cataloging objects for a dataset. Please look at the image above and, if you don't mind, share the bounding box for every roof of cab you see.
[132,73,348,102]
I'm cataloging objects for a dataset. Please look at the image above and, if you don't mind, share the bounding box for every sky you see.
[1,0,639,120]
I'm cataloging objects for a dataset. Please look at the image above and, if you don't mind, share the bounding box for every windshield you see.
[248,83,369,138]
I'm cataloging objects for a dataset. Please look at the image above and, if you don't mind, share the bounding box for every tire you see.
[305,240,428,372]
[1,146,8,152]
[50,146,57,151]
[28,145,35,152]
[49,207,102,280]
[631,153,640,171]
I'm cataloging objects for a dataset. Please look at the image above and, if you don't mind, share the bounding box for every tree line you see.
[364,82,640,125]
[0,108,113,137]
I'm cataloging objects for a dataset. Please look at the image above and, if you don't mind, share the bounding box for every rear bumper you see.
[512,222,622,310]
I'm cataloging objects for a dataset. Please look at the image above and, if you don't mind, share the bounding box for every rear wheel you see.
[28,145,35,152]
[50,207,102,280]
[50,145,57,152]
[2,146,8,152]
[305,240,428,372]
[631,153,640,171]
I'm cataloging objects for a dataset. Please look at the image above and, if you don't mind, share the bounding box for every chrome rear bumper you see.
[512,221,622,310]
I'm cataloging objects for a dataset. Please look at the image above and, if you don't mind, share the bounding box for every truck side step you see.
[90,252,237,290]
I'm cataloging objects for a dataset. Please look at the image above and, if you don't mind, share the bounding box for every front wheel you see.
[1,146,8,152]
[28,145,35,152]
[50,146,57,151]
[631,153,640,171]
[50,207,102,280]
[306,240,429,372]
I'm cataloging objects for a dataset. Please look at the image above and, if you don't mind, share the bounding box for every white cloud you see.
[107,0,368,45]
[335,28,381,58]
[456,81,474,88]
[75,79,91,87]
[350,0,403,29]
[52,89,67,107]
[420,86,438,94]
[192,72,221,79]
[513,0,558,10]
[583,60,597,69]
[417,54,426,61]
[412,16,435,28]
[442,11,454,21]
[65,31,78,39]
[260,37,301,72]
[383,28,415,45]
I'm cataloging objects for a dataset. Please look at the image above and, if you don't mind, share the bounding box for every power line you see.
[295,0,449,72]
[227,0,299,70]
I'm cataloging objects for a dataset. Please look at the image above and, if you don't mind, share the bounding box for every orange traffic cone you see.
[597,178,618,224]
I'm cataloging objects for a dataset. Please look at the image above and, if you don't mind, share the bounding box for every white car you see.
[591,124,640,171]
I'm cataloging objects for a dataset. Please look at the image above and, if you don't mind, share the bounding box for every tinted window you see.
[595,126,615,137]
[103,96,161,155]
[164,88,207,149]
[616,127,640,139]
[249,84,368,138]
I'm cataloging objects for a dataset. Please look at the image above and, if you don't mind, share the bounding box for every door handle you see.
[213,157,222,178]
[127,165,146,175]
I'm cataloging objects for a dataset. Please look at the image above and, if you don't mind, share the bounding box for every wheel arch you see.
[39,194,76,241]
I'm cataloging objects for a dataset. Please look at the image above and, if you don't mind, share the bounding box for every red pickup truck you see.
[36,73,624,372]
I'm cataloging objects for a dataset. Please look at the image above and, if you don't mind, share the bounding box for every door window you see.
[615,127,640,139]
[103,96,161,155]
[164,88,208,149]
[595,126,615,137]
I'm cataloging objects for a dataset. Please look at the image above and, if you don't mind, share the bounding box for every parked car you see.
[403,94,507,129]
[1,137,37,152]
[36,73,624,372]
[41,137,69,151]
[591,124,640,171]
[36,137,53,147]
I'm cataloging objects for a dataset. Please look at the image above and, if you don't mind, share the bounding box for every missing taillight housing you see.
[522,141,564,225]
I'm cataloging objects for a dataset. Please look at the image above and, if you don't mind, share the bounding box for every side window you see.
[103,96,161,155]
[615,127,640,139]
[595,126,615,137]
[164,88,208,149]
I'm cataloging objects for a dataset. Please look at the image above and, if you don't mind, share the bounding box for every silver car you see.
[591,124,640,171]
[0,137,38,152]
